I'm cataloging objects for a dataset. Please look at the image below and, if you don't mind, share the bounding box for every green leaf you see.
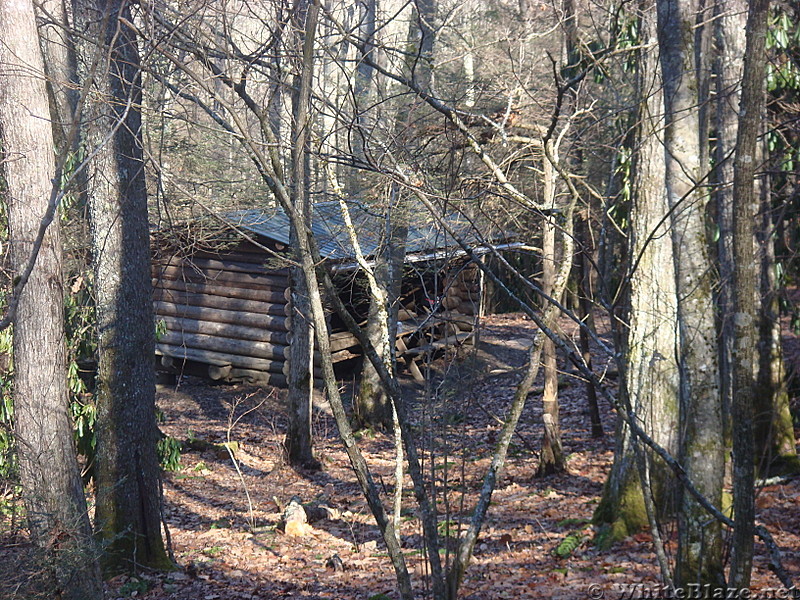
[554,531,587,559]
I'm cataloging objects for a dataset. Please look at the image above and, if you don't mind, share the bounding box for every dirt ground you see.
[3,312,800,599]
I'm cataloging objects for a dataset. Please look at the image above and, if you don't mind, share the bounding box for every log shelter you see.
[152,201,512,386]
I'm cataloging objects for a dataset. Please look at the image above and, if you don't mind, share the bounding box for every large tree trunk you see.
[285,0,321,470]
[0,0,102,596]
[595,3,679,545]
[657,0,725,588]
[78,0,172,572]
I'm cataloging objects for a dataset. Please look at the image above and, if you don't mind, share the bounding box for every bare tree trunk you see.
[596,3,679,547]
[537,141,566,477]
[563,0,602,438]
[354,197,399,431]
[355,0,434,429]
[713,0,747,449]
[36,0,80,151]
[350,0,377,178]
[77,0,172,572]
[285,0,320,470]
[728,0,770,587]
[537,218,565,475]
[0,0,102,596]
[285,264,318,467]
[576,217,603,438]
[657,0,725,588]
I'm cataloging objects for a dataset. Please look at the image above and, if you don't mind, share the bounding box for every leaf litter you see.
[1,312,796,600]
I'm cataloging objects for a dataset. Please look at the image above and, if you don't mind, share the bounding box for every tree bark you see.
[563,0,602,439]
[728,0,770,588]
[77,0,172,572]
[354,0,434,429]
[0,0,103,596]
[595,3,679,548]
[713,0,748,448]
[755,188,798,474]
[36,0,80,151]
[657,0,725,588]
[537,140,566,477]
[285,0,320,470]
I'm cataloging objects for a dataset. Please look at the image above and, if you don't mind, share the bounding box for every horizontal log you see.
[456,301,476,315]
[208,364,232,380]
[158,315,289,345]
[153,265,289,291]
[397,309,418,321]
[159,256,289,277]
[329,331,358,353]
[198,247,287,265]
[156,344,286,374]
[331,348,360,363]
[158,331,287,361]
[282,361,324,379]
[402,332,474,357]
[154,270,289,294]
[154,275,288,302]
[154,301,290,331]
[447,280,479,293]
[227,369,289,388]
[154,289,287,316]
[159,254,288,275]
[454,295,480,307]
[450,319,475,332]
[441,296,461,310]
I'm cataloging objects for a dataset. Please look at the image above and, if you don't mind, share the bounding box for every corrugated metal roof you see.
[224,201,496,261]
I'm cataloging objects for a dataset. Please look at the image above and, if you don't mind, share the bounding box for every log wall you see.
[153,242,484,385]
[153,242,294,384]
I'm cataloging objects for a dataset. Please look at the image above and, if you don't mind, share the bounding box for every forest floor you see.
[3,312,800,600]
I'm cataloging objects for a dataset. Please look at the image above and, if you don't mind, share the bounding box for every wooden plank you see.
[158,315,289,345]
[395,336,425,381]
[397,308,418,321]
[156,344,285,373]
[154,301,290,331]
[153,278,286,304]
[158,331,287,361]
